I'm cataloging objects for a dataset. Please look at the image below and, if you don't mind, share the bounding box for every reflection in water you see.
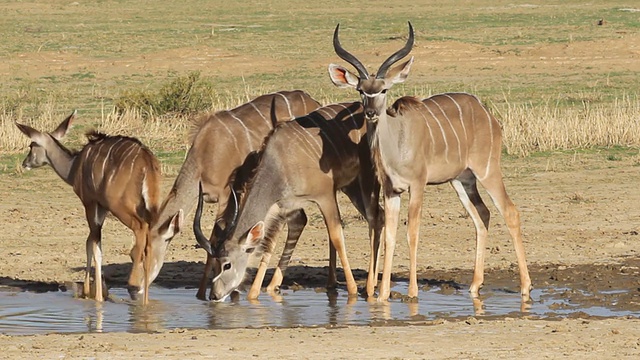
[84,302,104,333]
[1,283,637,335]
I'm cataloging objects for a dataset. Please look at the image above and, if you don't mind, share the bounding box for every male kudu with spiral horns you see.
[328,22,532,302]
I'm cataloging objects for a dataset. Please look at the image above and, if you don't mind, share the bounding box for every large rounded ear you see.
[384,56,414,85]
[241,221,264,253]
[51,110,76,140]
[14,122,46,144]
[161,209,184,242]
[328,64,360,88]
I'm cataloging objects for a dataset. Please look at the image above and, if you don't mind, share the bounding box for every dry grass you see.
[4,93,639,159]
[498,94,640,156]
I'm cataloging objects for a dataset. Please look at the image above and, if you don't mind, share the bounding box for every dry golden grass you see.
[498,94,640,156]
[3,92,640,159]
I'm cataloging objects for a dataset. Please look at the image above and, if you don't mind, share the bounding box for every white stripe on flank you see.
[108,141,135,185]
[100,139,122,185]
[443,94,468,145]
[305,109,345,163]
[476,102,494,181]
[216,116,241,154]
[249,102,271,129]
[289,124,321,160]
[142,170,150,212]
[276,92,293,119]
[421,102,449,162]
[230,113,255,152]
[428,97,462,163]
[299,92,308,114]
[129,146,142,178]
[336,103,361,138]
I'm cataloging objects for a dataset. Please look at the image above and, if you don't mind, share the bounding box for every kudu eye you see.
[223,263,232,271]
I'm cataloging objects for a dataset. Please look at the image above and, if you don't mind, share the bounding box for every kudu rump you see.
[194,102,384,301]
[145,90,321,300]
[15,111,170,305]
[329,23,532,302]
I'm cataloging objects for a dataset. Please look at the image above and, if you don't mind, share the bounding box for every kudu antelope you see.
[144,90,321,300]
[15,111,172,305]
[193,102,383,301]
[329,23,532,302]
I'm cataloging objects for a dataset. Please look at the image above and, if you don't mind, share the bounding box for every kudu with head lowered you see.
[15,111,172,305]
[193,102,383,301]
[328,23,532,302]
[144,90,321,300]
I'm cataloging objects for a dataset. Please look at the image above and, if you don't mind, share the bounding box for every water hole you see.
[0,283,637,335]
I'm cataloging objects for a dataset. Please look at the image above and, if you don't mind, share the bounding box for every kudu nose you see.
[365,109,377,119]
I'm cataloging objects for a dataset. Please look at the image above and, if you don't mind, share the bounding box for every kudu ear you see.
[162,209,184,241]
[384,56,414,85]
[50,110,76,140]
[15,122,46,144]
[328,64,360,89]
[241,221,264,253]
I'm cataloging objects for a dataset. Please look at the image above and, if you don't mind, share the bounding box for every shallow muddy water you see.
[1,281,638,335]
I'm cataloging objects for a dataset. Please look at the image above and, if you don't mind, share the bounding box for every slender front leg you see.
[248,252,273,299]
[127,222,146,301]
[318,197,357,296]
[378,191,401,302]
[406,187,424,298]
[266,210,307,294]
[248,211,289,299]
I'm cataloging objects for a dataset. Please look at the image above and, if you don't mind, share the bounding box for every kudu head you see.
[328,22,415,122]
[145,207,183,290]
[15,110,76,170]
[193,181,258,301]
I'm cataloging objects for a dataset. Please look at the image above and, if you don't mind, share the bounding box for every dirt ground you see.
[2,35,640,358]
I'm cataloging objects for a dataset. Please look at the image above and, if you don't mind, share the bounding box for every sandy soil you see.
[2,35,640,358]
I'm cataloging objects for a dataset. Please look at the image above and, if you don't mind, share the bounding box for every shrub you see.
[114,71,216,119]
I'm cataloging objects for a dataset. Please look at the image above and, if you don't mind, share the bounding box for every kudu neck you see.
[153,154,200,231]
[44,135,77,186]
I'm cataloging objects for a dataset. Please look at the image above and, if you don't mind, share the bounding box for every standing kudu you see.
[15,111,174,305]
[193,102,384,301]
[329,23,532,302]
[145,90,321,300]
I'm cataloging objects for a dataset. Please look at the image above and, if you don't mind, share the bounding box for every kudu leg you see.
[341,179,384,297]
[378,191,402,302]
[84,204,107,301]
[127,223,147,301]
[451,176,491,298]
[478,173,532,301]
[406,188,424,299]
[266,209,307,295]
[318,198,358,296]
[248,211,289,299]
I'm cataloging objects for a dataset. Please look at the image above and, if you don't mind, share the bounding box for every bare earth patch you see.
[2,150,640,358]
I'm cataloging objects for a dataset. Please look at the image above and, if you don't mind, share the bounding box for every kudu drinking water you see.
[144,90,321,300]
[328,23,532,302]
[193,102,384,301]
[15,111,171,305]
